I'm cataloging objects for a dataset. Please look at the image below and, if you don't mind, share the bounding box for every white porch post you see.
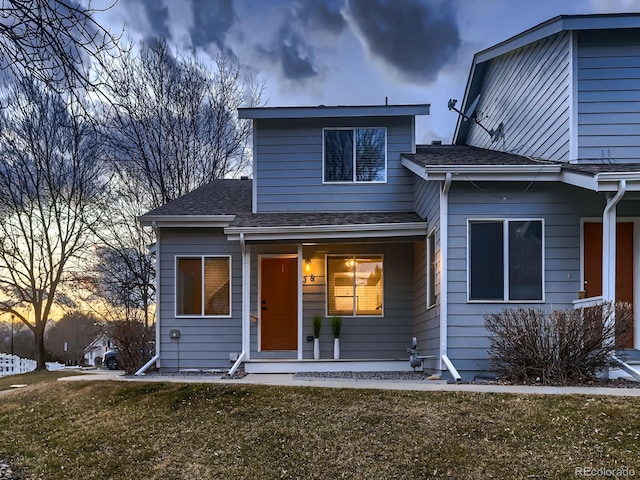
[297,244,303,360]
[241,238,251,360]
[602,198,616,302]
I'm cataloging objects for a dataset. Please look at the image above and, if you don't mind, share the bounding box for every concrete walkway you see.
[54,369,640,397]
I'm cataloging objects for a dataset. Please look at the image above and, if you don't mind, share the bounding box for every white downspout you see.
[439,172,453,375]
[602,180,626,352]
[602,180,626,302]
[137,221,161,376]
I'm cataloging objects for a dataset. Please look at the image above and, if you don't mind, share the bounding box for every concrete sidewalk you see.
[56,369,640,397]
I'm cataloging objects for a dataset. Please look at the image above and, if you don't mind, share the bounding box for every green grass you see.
[0,369,83,391]
[1,380,639,479]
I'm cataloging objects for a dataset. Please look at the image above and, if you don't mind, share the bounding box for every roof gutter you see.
[225,222,428,241]
[138,215,236,227]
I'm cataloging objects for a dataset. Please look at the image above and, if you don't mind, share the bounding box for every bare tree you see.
[80,191,156,328]
[80,40,263,330]
[102,38,263,208]
[0,0,122,99]
[0,77,107,369]
[45,310,101,364]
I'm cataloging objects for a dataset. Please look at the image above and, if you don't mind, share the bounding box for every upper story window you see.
[323,128,387,183]
[176,256,231,317]
[468,219,544,302]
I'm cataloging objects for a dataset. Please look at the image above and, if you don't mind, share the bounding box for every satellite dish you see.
[463,94,481,120]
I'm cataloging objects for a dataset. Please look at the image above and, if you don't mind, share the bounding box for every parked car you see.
[104,350,119,370]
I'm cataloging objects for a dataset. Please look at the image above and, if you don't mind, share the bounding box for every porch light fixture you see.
[303,259,315,284]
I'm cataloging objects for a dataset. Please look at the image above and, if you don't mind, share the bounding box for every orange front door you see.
[260,257,298,351]
[584,222,634,347]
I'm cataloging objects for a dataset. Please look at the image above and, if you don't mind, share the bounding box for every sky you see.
[95,0,640,144]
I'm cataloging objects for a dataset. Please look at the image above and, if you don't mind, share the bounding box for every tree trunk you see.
[34,323,47,370]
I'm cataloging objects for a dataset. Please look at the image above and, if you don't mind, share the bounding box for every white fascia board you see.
[410,165,561,183]
[138,215,236,227]
[401,158,426,178]
[562,171,640,192]
[561,171,598,191]
[225,222,428,241]
[475,15,640,65]
[238,104,430,119]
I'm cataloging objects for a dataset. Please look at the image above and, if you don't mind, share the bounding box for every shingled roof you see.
[139,178,425,231]
[402,144,559,167]
[140,179,253,218]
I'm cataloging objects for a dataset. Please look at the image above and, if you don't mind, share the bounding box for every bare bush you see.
[108,319,154,375]
[486,302,631,384]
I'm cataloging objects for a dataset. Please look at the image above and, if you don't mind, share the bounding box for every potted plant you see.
[312,314,322,360]
[331,315,342,360]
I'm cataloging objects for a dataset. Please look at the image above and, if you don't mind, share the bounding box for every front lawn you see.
[1,380,638,479]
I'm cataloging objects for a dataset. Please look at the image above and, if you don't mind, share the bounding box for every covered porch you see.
[225,212,427,373]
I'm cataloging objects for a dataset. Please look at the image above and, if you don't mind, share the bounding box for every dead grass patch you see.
[0,369,84,392]
[0,381,639,479]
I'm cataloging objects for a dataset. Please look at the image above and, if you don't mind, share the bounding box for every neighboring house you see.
[401,13,640,377]
[84,334,112,367]
[140,13,640,380]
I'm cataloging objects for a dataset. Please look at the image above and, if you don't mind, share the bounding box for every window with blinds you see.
[327,255,383,316]
[176,256,231,316]
[324,128,386,182]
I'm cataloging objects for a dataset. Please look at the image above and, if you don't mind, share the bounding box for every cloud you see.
[260,0,347,81]
[140,0,171,40]
[292,0,346,34]
[189,0,236,55]
[344,0,461,83]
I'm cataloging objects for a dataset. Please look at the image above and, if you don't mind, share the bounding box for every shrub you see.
[109,319,155,375]
[485,302,631,384]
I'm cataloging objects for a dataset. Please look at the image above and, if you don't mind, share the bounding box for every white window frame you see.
[466,218,545,303]
[322,127,387,184]
[325,254,385,317]
[175,255,232,318]
[427,228,437,309]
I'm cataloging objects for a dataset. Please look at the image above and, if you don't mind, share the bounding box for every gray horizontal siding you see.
[254,116,416,212]
[466,32,571,161]
[412,178,440,358]
[296,242,414,360]
[445,182,606,377]
[577,29,640,162]
[158,227,242,371]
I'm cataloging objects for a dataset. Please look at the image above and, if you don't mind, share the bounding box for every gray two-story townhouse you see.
[141,13,640,381]
[139,104,432,374]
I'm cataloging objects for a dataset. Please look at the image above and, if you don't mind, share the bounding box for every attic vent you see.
[241,176,250,180]
[431,140,442,146]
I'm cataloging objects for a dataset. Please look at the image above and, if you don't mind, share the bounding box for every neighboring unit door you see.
[583,222,634,347]
[260,257,298,351]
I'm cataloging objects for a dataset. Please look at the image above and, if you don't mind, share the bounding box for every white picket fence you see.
[0,353,37,377]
